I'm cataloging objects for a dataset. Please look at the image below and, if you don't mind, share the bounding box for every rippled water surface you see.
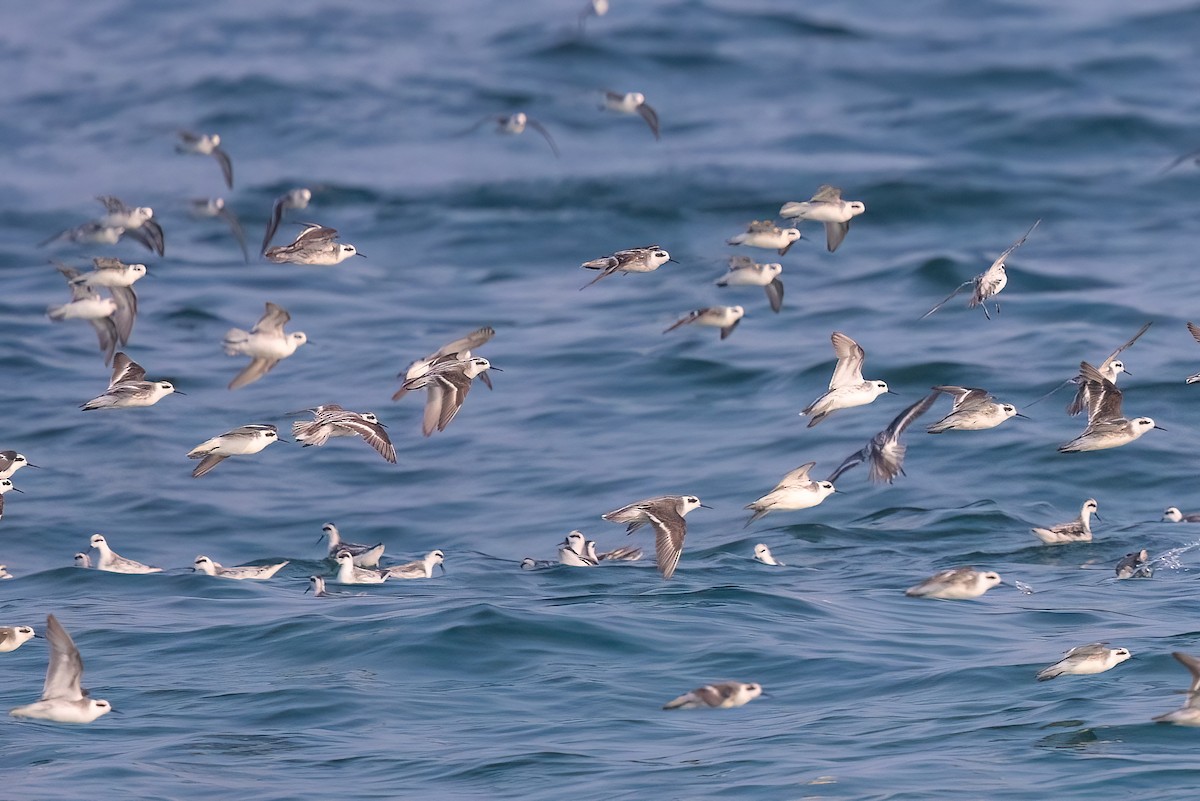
[3,1,1200,798]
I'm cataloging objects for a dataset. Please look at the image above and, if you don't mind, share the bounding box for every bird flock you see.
[6,0,1200,728]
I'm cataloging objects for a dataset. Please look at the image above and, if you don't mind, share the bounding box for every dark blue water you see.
[4,0,1200,798]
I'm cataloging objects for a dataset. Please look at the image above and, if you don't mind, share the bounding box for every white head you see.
[520,558,538,570]
[338,244,361,259]
[306,575,326,594]
[290,332,309,347]
[730,305,745,318]
[677,495,705,515]
[464,357,493,378]
[426,550,445,568]
[360,412,381,424]
[734,683,764,704]
[74,552,92,568]
[761,263,783,278]
[156,381,176,395]
[210,133,221,147]
[128,263,148,278]
[815,480,837,498]
[564,530,586,554]
[977,571,1003,590]
[1131,417,1160,437]
[647,249,671,269]
[753,544,775,564]
[0,479,16,494]
[321,523,340,542]
[1164,507,1183,522]
[193,555,218,575]
[210,198,226,211]
[502,113,528,134]
[1105,360,1128,381]
[7,625,35,647]
[133,207,154,222]
[335,550,355,572]
[294,188,313,204]
[1000,403,1019,419]
[782,228,802,243]
[1110,647,1133,665]
[848,201,866,216]
[89,533,108,549]
[870,380,891,398]
[629,92,646,105]
[1082,498,1099,516]
[85,699,114,721]
[7,453,27,467]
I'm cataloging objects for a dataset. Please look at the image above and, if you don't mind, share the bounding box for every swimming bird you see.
[192,555,289,580]
[800,332,894,427]
[579,245,674,289]
[778,185,866,252]
[602,91,660,139]
[264,223,362,265]
[0,451,36,480]
[754,544,783,566]
[1058,362,1163,452]
[292,404,396,463]
[1051,322,1154,415]
[333,550,388,584]
[0,565,10,580]
[187,424,282,478]
[1036,643,1131,680]
[319,523,384,567]
[0,625,35,653]
[95,196,164,256]
[744,462,837,526]
[189,198,247,261]
[393,326,495,400]
[1153,652,1200,725]
[81,353,180,410]
[223,302,309,390]
[398,357,498,436]
[601,495,707,579]
[261,188,312,255]
[66,258,144,346]
[9,615,112,723]
[48,264,118,365]
[921,219,1040,320]
[1163,507,1200,523]
[663,306,744,340]
[74,553,91,568]
[726,220,801,256]
[89,533,161,574]
[904,567,1002,599]
[716,256,784,313]
[558,530,598,567]
[0,478,24,523]
[1031,499,1098,545]
[827,392,941,485]
[926,385,1024,432]
[585,541,643,562]
[1116,549,1152,579]
[662,681,763,710]
[305,576,332,597]
[521,557,556,570]
[382,550,445,579]
[176,130,233,188]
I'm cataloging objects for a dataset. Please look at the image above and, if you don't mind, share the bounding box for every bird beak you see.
[356,251,367,258]
[304,585,312,594]
[1122,367,1132,375]
[10,487,23,494]
[699,504,713,509]
[1093,513,1102,522]
[173,390,187,396]
[886,390,899,395]
[489,366,504,372]
[276,436,291,443]
[1014,413,1030,419]
[667,258,679,264]
[439,563,447,576]
[1154,425,1168,431]
[25,463,41,469]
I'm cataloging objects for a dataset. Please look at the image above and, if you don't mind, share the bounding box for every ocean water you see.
[3,0,1200,798]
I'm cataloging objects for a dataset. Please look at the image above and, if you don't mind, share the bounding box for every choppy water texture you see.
[3,0,1200,798]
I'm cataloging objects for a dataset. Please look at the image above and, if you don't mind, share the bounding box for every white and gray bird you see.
[0,451,36,480]
[1116,549,1152,579]
[1163,507,1200,523]
[189,197,247,261]
[382,550,445,579]
[716,256,784,313]
[922,219,1040,320]
[1060,322,1153,415]
[0,565,10,580]
[580,245,674,289]
[89,533,161,574]
[38,221,124,248]
[305,575,332,597]
[800,332,894,427]
[0,479,22,523]
[333,550,388,584]
[397,357,498,436]
[74,553,91,569]
[465,113,559,157]
[601,495,707,579]
[393,326,495,401]
[662,681,763,710]
[9,614,113,723]
[904,566,1002,600]
[521,557,556,570]
[264,223,362,266]
[1058,362,1162,453]
[48,264,118,365]
[558,530,598,567]
[192,555,289,580]
[926,385,1025,432]
[602,91,660,140]
[726,220,801,256]
[319,523,385,568]
[261,188,312,255]
[81,353,180,410]
[753,544,783,566]
[0,625,35,653]
[176,130,233,188]
[778,185,866,252]
[95,196,164,256]
[292,404,396,464]
[223,302,309,390]
[1031,499,1098,545]
[744,462,837,526]
[1036,642,1131,681]
[828,392,941,485]
[1154,652,1200,726]
[66,258,144,346]
[663,306,744,340]
[187,424,282,478]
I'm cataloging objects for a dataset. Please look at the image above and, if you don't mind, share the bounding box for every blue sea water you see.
[3,0,1200,798]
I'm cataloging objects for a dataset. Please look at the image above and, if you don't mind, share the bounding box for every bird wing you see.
[644,506,686,580]
[212,147,234,189]
[95,195,129,214]
[89,318,118,366]
[765,278,784,313]
[988,218,1040,272]
[229,357,280,390]
[432,326,496,359]
[336,416,397,463]
[253,302,291,335]
[109,352,146,386]
[1078,361,1124,422]
[824,221,850,253]
[810,184,842,202]
[524,117,560,158]
[1189,322,1200,345]
[828,332,865,388]
[931,385,990,411]
[216,207,248,261]
[41,614,86,701]
[261,194,288,254]
[776,461,817,487]
[664,309,704,333]
[747,220,776,233]
[109,285,137,345]
[1172,652,1200,697]
[1100,321,1152,372]
[636,102,661,140]
[920,281,972,319]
